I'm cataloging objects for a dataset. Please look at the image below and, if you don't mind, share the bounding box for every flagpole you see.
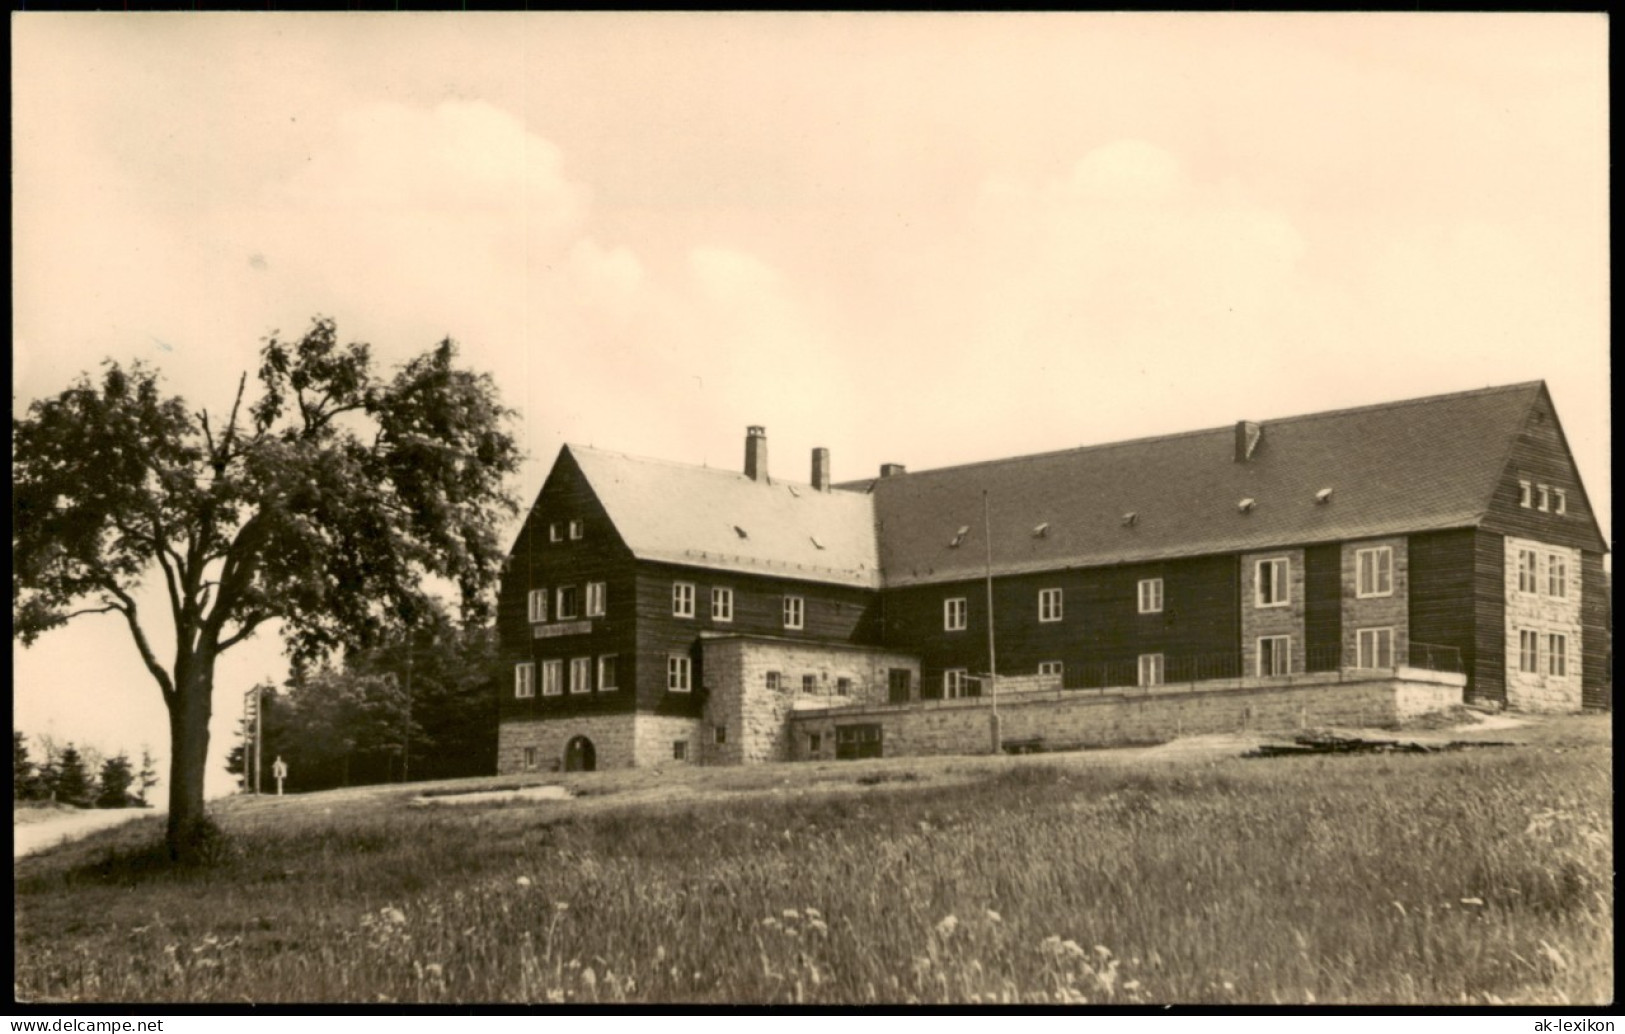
[984,489,1000,753]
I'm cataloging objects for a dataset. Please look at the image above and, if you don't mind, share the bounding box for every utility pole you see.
[984,489,1001,754]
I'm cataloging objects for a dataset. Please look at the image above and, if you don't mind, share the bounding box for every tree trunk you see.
[165,657,215,863]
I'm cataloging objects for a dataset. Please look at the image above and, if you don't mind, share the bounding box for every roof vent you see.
[810,535,825,550]
[1234,421,1263,463]
[880,463,907,478]
[1033,522,1049,538]
[1238,498,1256,513]
[1315,487,1333,504]
[787,484,800,498]
[734,525,748,539]
[949,525,971,548]
[1122,512,1137,527]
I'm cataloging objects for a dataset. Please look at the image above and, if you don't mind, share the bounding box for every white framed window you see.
[713,724,727,745]
[527,589,548,624]
[672,582,695,618]
[541,659,563,697]
[1138,653,1164,687]
[549,523,563,543]
[1518,629,1540,673]
[1356,547,1393,598]
[1546,554,1567,599]
[1038,588,1064,623]
[711,587,734,622]
[514,662,535,699]
[944,597,968,631]
[1537,485,1550,512]
[568,519,584,540]
[1257,635,1291,676]
[802,674,817,694]
[765,671,782,691]
[598,655,619,692]
[667,655,691,692]
[523,746,537,769]
[1546,633,1567,677]
[672,740,688,761]
[943,668,971,699]
[556,586,579,620]
[1517,549,1539,594]
[1256,558,1289,607]
[1518,480,1533,508]
[1553,489,1567,515]
[1038,660,1064,678]
[783,596,804,630]
[1357,627,1394,669]
[1138,578,1164,614]
[585,581,606,617]
[569,656,592,694]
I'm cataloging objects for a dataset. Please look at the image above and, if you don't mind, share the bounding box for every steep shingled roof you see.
[872,382,1547,587]
[568,445,880,588]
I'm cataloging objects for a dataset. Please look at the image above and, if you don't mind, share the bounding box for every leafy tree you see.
[53,745,94,808]
[14,318,520,861]
[95,753,137,808]
[14,731,41,802]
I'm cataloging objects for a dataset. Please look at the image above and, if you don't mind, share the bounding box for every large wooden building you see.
[496,382,1608,772]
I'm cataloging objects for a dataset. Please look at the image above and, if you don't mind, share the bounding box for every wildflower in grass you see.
[805,907,821,919]
[554,902,569,912]
[763,917,780,928]
[382,907,406,926]
[516,876,532,888]
[935,915,958,939]
[986,909,1002,923]
[783,909,800,921]
[1460,897,1484,906]
[808,919,828,935]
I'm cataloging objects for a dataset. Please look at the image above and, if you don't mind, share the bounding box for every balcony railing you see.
[1042,641,1462,694]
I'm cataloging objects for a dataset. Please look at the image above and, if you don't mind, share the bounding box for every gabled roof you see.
[873,382,1549,587]
[568,445,880,588]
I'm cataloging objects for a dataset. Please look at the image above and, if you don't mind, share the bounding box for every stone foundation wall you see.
[788,671,1465,761]
[497,713,703,772]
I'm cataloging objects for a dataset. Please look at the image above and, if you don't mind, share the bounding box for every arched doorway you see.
[564,735,596,772]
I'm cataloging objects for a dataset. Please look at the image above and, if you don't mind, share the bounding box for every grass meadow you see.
[13,715,1611,1005]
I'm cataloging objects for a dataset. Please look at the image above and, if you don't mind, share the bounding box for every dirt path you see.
[13,807,163,859]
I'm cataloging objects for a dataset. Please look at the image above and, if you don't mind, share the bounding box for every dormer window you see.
[1121,512,1137,527]
[810,535,825,550]
[1033,522,1049,538]
[949,526,970,548]
[1238,499,1256,514]
[1315,488,1334,504]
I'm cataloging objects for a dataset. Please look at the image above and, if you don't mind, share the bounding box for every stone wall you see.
[700,636,919,764]
[1340,537,1409,667]
[497,713,703,772]
[788,670,1465,761]
[1503,536,1583,712]
[1239,548,1306,675]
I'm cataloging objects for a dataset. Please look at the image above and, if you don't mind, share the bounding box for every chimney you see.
[811,447,831,492]
[744,426,768,481]
[879,463,907,478]
[1234,421,1262,463]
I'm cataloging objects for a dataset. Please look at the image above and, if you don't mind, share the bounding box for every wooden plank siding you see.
[497,450,639,724]
[882,555,1241,697]
[1580,551,1611,709]
[1479,386,1608,554]
[1303,543,1342,671]
[1407,529,1479,693]
[1470,530,1508,705]
[632,562,883,717]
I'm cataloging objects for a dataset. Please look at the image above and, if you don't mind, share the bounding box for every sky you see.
[12,13,1609,800]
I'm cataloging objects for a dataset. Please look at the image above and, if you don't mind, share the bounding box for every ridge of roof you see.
[566,441,870,494]
[880,381,1546,484]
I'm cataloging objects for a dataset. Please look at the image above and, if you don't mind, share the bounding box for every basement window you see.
[808,733,822,753]
[836,677,852,696]
[673,740,688,761]
[714,725,727,745]
[523,747,537,769]
[802,674,818,694]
